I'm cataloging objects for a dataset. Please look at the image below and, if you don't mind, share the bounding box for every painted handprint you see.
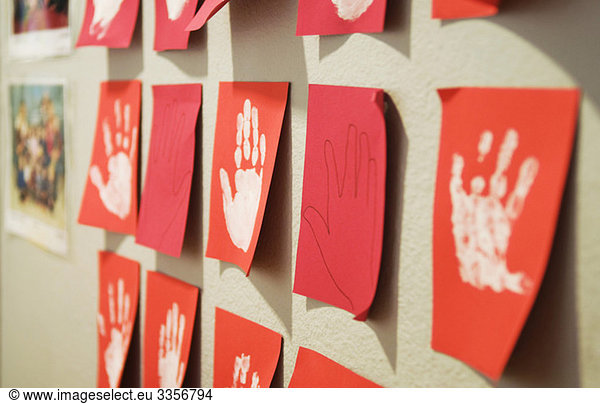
[331,0,374,21]
[219,99,265,252]
[232,353,260,388]
[158,302,187,387]
[97,278,132,388]
[166,0,190,20]
[450,129,539,294]
[90,99,137,220]
[90,0,125,39]
[303,125,379,313]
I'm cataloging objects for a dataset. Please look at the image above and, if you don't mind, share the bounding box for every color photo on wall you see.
[5,81,68,255]
[10,0,71,60]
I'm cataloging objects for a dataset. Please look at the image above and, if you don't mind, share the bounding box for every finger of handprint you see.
[344,125,359,196]
[171,303,179,351]
[97,313,106,337]
[103,119,113,157]
[165,307,173,351]
[252,106,259,145]
[506,157,539,220]
[158,103,172,161]
[124,104,131,134]
[303,206,330,246]
[177,362,185,387]
[324,140,341,198]
[122,294,131,333]
[220,168,233,206]
[159,324,166,359]
[260,134,266,166]
[114,100,122,130]
[108,283,116,325]
[129,126,138,162]
[492,129,518,183]
[117,278,124,325]
[357,132,371,199]
[172,111,186,164]
[367,159,378,208]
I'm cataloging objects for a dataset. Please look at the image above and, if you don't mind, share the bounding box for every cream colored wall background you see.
[1,0,599,387]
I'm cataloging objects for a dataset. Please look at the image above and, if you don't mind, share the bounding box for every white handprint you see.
[232,353,260,388]
[158,302,186,388]
[166,0,190,21]
[89,99,137,220]
[97,278,132,388]
[90,0,125,39]
[450,129,539,294]
[331,0,374,21]
[219,99,265,253]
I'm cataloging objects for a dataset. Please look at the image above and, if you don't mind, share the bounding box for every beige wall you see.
[1,0,599,387]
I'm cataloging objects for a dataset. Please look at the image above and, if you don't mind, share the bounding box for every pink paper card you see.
[289,347,380,387]
[143,271,198,387]
[78,81,141,235]
[185,0,230,31]
[432,87,580,380]
[97,251,140,388]
[136,84,202,257]
[205,82,289,275]
[296,0,387,36]
[155,0,200,50]
[213,308,282,388]
[294,84,386,321]
[76,0,140,48]
[432,0,500,19]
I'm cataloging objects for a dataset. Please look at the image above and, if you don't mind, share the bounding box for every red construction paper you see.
[76,0,140,48]
[432,87,580,381]
[432,0,500,20]
[155,0,200,51]
[213,308,281,388]
[289,347,380,387]
[185,0,230,31]
[143,271,198,388]
[294,84,386,321]
[136,84,202,257]
[296,0,387,36]
[205,82,289,274]
[97,251,140,388]
[78,81,141,235]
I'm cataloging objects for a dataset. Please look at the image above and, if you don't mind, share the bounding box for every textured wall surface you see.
[1,0,599,387]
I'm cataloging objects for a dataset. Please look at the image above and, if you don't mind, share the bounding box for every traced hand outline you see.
[158,302,186,388]
[90,0,125,39]
[90,99,137,220]
[303,125,379,312]
[232,353,260,388]
[449,129,539,294]
[219,99,265,253]
[331,0,374,21]
[97,278,132,388]
[166,0,190,21]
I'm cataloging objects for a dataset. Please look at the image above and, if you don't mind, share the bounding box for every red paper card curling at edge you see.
[293,84,386,321]
[185,0,231,31]
[432,87,580,381]
[213,307,282,388]
[136,84,202,257]
[155,0,200,51]
[432,0,500,20]
[97,251,140,388]
[289,347,381,388]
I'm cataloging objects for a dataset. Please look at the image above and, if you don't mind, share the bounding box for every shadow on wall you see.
[319,0,412,61]
[493,0,600,107]
[183,290,202,387]
[499,125,581,387]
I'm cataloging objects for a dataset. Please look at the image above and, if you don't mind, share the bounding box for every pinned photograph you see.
[5,81,68,255]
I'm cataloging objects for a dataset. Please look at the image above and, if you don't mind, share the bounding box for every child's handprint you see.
[158,302,186,387]
[450,129,539,294]
[90,99,137,220]
[166,0,190,21]
[331,0,374,21]
[219,99,265,252]
[232,353,260,388]
[90,0,125,39]
[303,125,379,314]
[97,278,132,388]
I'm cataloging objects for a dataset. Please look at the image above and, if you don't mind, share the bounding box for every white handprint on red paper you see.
[90,0,125,39]
[331,0,374,20]
[450,129,539,294]
[219,99,265,252]
[158,302,186,387]
[89,99,137,220]
[97,278,132,388]
[232,353,260,388]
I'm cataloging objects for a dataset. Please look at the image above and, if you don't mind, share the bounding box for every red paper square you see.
[76,0,140,48]
[296,0,387,36]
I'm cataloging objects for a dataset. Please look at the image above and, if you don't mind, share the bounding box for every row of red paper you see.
[80,81,579,382]
[75,0,503,50]
[98,250,378,387]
